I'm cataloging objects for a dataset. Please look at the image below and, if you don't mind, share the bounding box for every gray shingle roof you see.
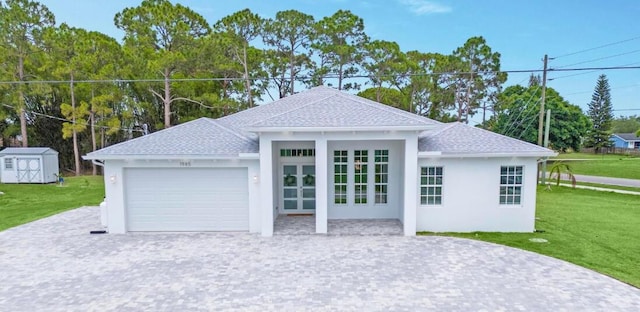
[85,87,551,158]
[419,123,554,155]
[218,86,438,136]
[0,147,57,155]
[614,133,640,141]
[84,118,257,159]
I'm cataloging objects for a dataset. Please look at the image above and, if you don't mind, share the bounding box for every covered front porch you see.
[258,130,420,237]
[274,215,403,235]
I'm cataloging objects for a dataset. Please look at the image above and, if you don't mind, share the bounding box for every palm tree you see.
[547,161,576,189]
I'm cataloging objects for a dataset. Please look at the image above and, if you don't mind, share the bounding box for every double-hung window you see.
[353,150,368,204]
[500,166,523,205]
[420,167,443,205]
[334,151,348,204]
[374,150,388,204]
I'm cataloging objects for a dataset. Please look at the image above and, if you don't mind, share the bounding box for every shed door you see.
[125,168,249,231]
[17,157,41,182]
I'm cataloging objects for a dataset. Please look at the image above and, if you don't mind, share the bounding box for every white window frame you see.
[3,158,13,170]
[420,166,443,205]
[499,166,523,205]
[333,150,348,204]
[374,150,388,204]
[353,150,368,204]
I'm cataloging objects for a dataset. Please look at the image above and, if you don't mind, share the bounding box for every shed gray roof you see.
[419,123,554,155]
[84,118,257,159]
[0,147,57,155]
[614,133,640,141]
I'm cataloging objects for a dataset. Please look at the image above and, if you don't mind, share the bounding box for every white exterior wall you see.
[42,153,59,183]
[416,157,539,232]
[103,158,260,234]
[0,156,11,183]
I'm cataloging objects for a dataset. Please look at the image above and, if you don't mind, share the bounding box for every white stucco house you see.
[84,86,555,236]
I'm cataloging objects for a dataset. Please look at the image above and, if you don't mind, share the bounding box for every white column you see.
[403,137,418,236]
[104,162,126,234]
[259,137,274,237]
[315,138,328,234]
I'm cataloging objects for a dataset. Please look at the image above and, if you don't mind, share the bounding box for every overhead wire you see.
[549,61,640,81]
[551,35,640,59]
[552,49,640,69]
[0,65,639,85]
[0,103,144,133]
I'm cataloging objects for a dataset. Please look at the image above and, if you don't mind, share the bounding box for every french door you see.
[282,164,316,212]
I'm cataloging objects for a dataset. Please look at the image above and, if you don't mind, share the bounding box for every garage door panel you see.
[125,168,249,231]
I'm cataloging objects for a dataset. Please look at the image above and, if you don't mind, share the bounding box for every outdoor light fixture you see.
[109,174,117,184]
[252,175,259,183]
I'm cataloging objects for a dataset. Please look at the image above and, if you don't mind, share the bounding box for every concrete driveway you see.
[1,207,639,311]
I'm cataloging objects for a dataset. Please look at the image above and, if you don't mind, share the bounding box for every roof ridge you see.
[247,93,339,127]
[203,118,256,144]
[336,92,439,125]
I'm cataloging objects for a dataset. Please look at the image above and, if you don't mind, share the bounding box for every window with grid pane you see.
[374,150,388,204]
[333,150,348,204]
[354,150,368,204]
[420,167,443,205]
[499,166,523,205]
[4,158,13,170]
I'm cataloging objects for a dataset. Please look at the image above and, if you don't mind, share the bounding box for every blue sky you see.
[40,0,639,123]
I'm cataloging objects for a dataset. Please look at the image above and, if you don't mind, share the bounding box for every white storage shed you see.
[0,147,59,184]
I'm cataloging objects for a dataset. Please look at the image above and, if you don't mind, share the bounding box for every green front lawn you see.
[549,153,640,180]
[421,186,640,288]
[0,176,105,231]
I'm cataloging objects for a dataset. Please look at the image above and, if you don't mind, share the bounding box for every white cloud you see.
[398,0,452,15]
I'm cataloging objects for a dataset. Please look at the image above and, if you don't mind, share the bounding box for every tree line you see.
[0,0,614,175]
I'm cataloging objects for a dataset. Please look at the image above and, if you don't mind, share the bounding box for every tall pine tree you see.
[585,74,614,151]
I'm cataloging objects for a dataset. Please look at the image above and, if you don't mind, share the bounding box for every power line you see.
[549,61,640,81]
[0,65,639,86]
[0,103,143,133]
[563,83,639,96]
[551,35,640,59]
[552,49,640,69]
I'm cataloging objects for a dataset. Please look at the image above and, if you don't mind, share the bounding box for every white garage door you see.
[125,168,249,231]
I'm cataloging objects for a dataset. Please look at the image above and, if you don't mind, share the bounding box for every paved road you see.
[556,173,640,188]
[1,207,639,311]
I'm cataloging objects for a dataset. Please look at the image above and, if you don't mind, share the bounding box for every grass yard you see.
[421,186,640,288]
[549,152,640,180]
[0,176,104,231]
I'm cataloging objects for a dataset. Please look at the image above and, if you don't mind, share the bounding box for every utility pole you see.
[537,54,548,184]
[537,54,548,146]
[541,109,551,185]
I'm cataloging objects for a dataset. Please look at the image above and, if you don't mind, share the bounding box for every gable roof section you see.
[613,133,640,141]
[419,123,555,157]
[0,147,57,155]
[84,118,258,159]
[219,86,439,135]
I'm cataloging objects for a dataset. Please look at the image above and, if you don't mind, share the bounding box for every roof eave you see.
[82,154,256,161]
[418,151,558,158]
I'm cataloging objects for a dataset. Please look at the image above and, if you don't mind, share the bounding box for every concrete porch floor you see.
[274,215,403,235]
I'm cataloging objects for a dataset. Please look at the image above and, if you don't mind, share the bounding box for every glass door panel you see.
[301,165,316,210]
[283,165,298,210]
